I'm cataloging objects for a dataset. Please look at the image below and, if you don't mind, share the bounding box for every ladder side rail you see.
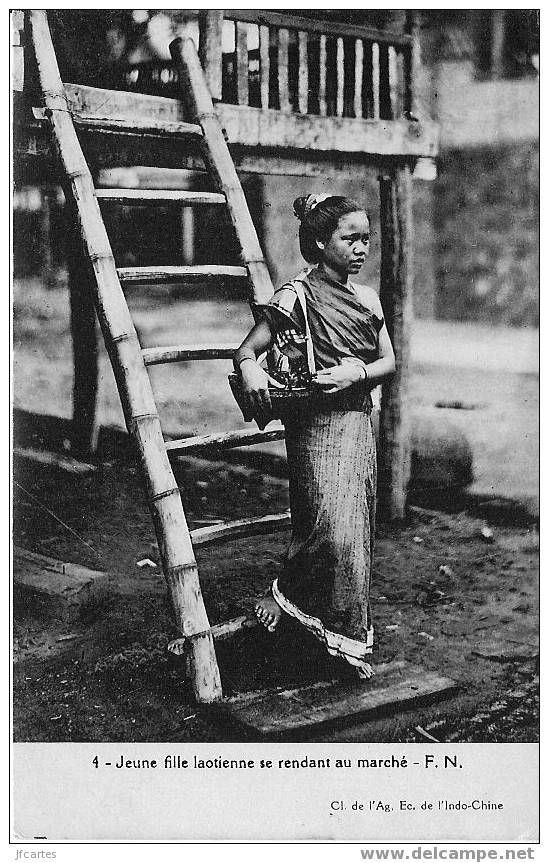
[170,37,274,306]
[28,10,222,703]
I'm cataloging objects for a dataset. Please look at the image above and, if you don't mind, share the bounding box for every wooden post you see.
[65,203,100,456]
[198,10,224,101]
[378,165,413,521]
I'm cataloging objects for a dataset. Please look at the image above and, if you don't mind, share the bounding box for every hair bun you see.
[294,193,334,222]
[293,196,309,222]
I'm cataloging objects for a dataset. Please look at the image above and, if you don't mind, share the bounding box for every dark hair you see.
[293,195,367,263]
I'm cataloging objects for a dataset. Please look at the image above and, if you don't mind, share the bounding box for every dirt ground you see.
[12,278,539,742]
[13,422,539,743]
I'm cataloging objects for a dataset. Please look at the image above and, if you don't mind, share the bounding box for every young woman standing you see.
[233,194,395,679]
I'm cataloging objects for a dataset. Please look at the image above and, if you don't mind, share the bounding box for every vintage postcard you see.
[11,5,540,854]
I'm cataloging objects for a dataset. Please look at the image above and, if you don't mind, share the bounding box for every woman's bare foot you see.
[254,595,282,632]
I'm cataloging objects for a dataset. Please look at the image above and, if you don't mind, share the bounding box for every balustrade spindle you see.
[354,38,363,118]
[278,28,290,111]
[259,24,270,109]
[372,42,380,120]
[396,49,405,119]
[198,11,413,120]
[388,45,398,120]
[298,31,308,114]
[235,21,249,105]
[319,34,327,116]
[336,37,344,117]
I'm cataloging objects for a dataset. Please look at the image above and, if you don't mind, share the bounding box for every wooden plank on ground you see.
[13,446,97,475]
[218,661,458,737]
[13,547,109,622]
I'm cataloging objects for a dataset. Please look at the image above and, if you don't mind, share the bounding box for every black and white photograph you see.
[11,6,539,848]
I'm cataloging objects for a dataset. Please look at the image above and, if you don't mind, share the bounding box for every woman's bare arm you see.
[233,320,273,371]
[361,322,396,385]
[233,320,277,428]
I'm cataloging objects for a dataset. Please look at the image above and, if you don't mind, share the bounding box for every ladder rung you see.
[143,343,238,366]
[166,426,285,454]
[96,189,226,206]
[191,511,291,547]
[73,115,203,141]
[168,614,259,654]
[117,265,248,284]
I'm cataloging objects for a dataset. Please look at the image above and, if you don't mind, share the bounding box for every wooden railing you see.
[218,10,415,120]
[119,11,418,122]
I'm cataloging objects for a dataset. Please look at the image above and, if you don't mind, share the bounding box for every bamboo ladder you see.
[28,11,289,703]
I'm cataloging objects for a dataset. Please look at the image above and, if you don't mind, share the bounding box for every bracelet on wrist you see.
[236,355,257,371]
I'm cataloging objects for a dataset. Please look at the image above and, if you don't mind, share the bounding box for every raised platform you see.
[14,82,438,181]
[217,660,458,738]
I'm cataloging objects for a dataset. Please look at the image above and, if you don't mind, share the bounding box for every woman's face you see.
[320,210,370,280]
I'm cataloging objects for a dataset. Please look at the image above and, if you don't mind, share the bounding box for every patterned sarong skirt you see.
[273,406,376,674]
